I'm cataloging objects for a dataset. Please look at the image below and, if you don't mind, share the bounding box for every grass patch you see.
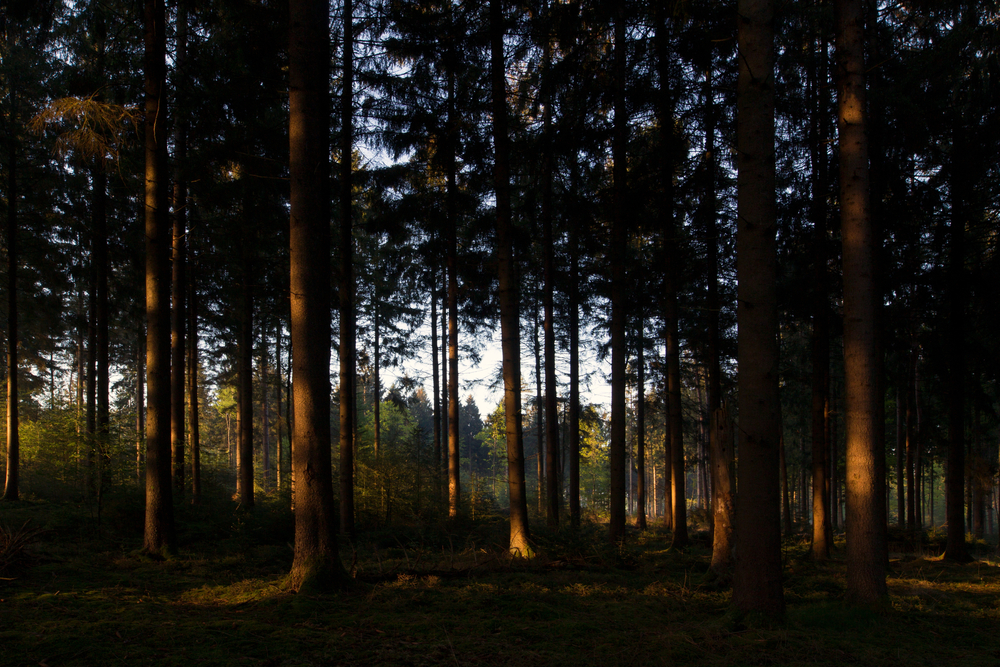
[2,496,1000,665]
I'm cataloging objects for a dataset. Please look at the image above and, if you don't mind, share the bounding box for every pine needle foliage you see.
[29,95,138,163]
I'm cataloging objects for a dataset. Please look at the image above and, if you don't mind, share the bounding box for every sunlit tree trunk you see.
[837,0,889,602]
[636,338,646,531]
[3,116,18,502]
[491,0,531,557]
[143,0,176,555]
[431,278,441,504]
[732,0,784,619]
[287,0,348,591]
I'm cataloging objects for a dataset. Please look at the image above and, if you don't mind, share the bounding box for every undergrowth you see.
[1,493,999,666]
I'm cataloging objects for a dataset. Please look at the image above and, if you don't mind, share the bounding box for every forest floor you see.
[2,489,999,667]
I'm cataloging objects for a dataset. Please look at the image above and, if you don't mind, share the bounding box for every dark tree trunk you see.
[608,0,628,545]
[636,338,647,531]
[142,0,176,555]
[490,0,531,557]
[943,122,971,562]
[170,0,187,498]
[287,0,347,591]
[732,0,784,619]
[431,279,441,505]
[188,274,200,503]
[568,202,581,528]
[709,407,736,580]
[809,19,831,558]
[541,26,559,529]
[339,0,357,537]
[238,248,254,508]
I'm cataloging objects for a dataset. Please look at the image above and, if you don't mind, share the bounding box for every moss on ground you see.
[2,497,1000,666]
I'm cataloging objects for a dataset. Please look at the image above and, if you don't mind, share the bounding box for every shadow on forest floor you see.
[2,492,1000,666]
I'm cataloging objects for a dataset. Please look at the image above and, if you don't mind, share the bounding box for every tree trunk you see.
[431,279,441,506]
[136,328,145,486]
[3,120,18,502]
[339,0,356,538]
[709,406,736,580]
[809,19,831,558]
[170,0,187,498]
[608,0,628,545]
[188,274,200,503]
[534,299,544,516]
[238,247,254,508]
[490,0,531,557]
[732,0,784,619]
[781,433,793,534]
[143,0,176,555]
[636,338,647,531]
[568,214,581,529]
[287,0,348,591]
[837,0,889,602]
[541,26,559,529]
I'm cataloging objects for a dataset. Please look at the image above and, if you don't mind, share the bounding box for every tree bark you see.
[943,120,971,562]
[288,0,348,591]
[170,0,187,498]
[188,273,200,503]
[636,338,646,531]
[3,117,18,502]
[608,0,628,545]
[732,0,784,619]
[491,0,531,557]
[709,406,736,580]
[836,0,889,602]
[568,214,581,529]
[238,246,254,508]
[143,0,176,555]
[339,0,357,538]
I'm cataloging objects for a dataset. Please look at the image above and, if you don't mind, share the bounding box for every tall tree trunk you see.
[440,287,448,500]
[262,337,271,490]
[809,18,831,559]
[490,0,531,557]
[732,0,784,619]
[143,0,176,555]
[541,24,559,529]
[3,120,18,501]
[188,274,200,503]
[339,0,356,537]
[709,406,736,580]
[568,213,581,529]
[287,0,347,591]
[636,337,647,531]
[87,255,97,496]
[136,327,145,486]
[431,279,441,505]
[238,247,254,508]
[781,433,793,534]
[837,0,888,602]
[608,0,628,545]
[943,121,971,562]
[655,5,687,548]
[170,0,188,498]
[534,299,544,516]
[905,346,916,531]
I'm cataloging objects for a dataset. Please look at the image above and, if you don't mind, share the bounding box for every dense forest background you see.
[2,0,1000,618]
